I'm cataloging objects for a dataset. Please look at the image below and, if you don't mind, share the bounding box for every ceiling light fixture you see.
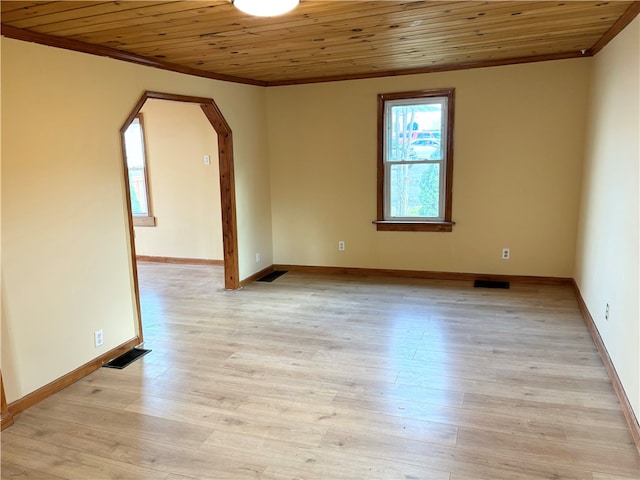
[233,0,299,17]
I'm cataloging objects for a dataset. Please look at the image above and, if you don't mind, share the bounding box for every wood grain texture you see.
[199,101,239,290]
[590,1,640,55]
[3,337,140,426]
[573,281,640,454]
[1,1,636,85]
[121,91,240,291]
[137,256,224,266]
[1,372,14,430]
[275,263,574,286]
[0,23,265,86]
[373,220,455,232]
[1,263,637,478]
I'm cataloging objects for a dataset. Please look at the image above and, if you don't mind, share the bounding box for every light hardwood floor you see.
[2,263,639,479]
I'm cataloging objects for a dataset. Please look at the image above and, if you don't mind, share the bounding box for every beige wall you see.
[134,99,223,260]
[575,17,639,419]
[266,59,590,277]
[0,37,273,403]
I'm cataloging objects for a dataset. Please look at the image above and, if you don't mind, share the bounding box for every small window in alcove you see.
[123,114,156,226]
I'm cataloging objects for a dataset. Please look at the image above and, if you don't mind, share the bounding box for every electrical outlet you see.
[338,241,345,251]
[605,303,610,321]
[502,248,510,260]
[204,154,211,165]
[255,252,261,263]
[94,329,104,347]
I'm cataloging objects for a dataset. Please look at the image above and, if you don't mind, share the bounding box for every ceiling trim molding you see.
[589,1,640,55]
[0,24,266,87]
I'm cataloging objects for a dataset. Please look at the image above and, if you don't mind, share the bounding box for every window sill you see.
[133,216,157,227]
[373,220,454,232]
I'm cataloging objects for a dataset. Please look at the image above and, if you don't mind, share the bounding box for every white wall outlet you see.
[255,252,261,263]
[502,248,510,260]
[338,241,345,251]
[94,329,104,347]
[204,154,211,165]
[605,303,610,321]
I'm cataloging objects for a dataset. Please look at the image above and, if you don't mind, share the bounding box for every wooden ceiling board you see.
[0,2,612,41]
[31,1,619,43]
[1,2,94,20]
[63,3,417,45]
[1,1,638,85]
[89,2,542,44]
[0,3,601,37]
[4,3,172,29]
[72,3,624,63]
[31,3,221,35]
[141,8,619,56]
[108,2,623,70]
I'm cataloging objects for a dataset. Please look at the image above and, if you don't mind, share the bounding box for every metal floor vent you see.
[257,270,288,282]
[474,280,510,289]
[103,348,151,369]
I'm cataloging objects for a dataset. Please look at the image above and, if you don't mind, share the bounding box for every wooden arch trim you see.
[120,91,240,302]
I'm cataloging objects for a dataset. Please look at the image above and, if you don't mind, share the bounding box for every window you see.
[376,89,455,232]
[123,114,155,226]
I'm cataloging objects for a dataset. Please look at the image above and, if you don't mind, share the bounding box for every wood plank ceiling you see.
[1,1,638,86]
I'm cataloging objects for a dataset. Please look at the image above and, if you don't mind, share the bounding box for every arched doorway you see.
[120,91,239,339]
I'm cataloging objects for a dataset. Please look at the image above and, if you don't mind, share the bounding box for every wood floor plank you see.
[414,340,606,367]
[50,379,142,410]
[397,368,621,410]
[412,346,610,380]
[591,473,640,480]
[1,263,637,479]
[124,393,233,428]
[564,422,637,451]
[259,453,453,480]
[202,430,452,480]
[1,431,168,480]
[319,427,594,480]
[25,396,214,450]
[462,392,631,429]
[332,393,569,442]
[5,412,265,479]
[0,461,66,480]
[456,426,640,477]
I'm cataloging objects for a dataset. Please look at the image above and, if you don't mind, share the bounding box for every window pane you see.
[128,168,149,216]
[388,102,442,162]
[389,163,440,218]
[124,118,145,168]
[378,88,454,229]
